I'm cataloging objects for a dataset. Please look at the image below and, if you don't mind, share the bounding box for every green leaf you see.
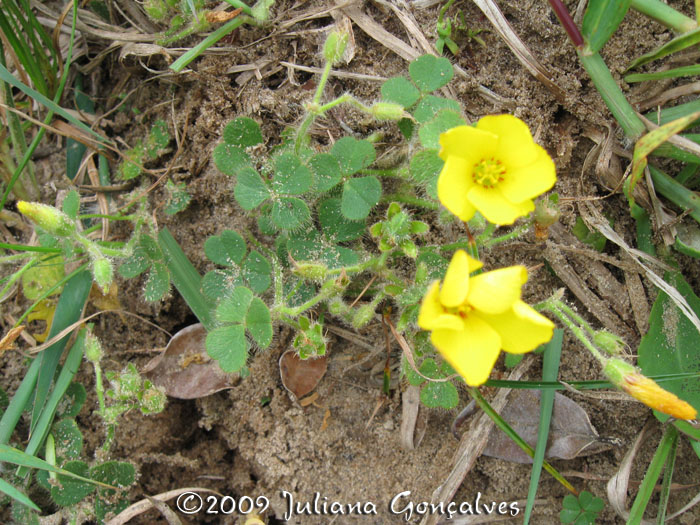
[287,230,358,269]
[627,26,700,71]
[163,179,191,215]
[674,220,700,259]
[413,95,461,124]
[52,418,83,461]
[341,176,382,220]
[319,198,365,242]
[409,54,453,93]
[204,230,246,266]
[637,272,700,421]
[206,324,248,372]
[145,119,170,159]
[331,137,376,176]
[213,143,251,176]
[234,167,269,210]
[398,118,414,140]
[62,190,80,219]
[241,250,271,293]
[139,233,162,261]
[56,382,86,418]
[118,246,150,279]
[418,110,465,149]
[581,0,632,54]
[246,297,272,348]
[420,380,458,409]
[201,269,240,300]
[416,250,448,280]
[272,153,312,194]
[625,64,700,83]
[0,478,39,512]
[51,460,95,506]
[91,461,135,522]
[381,77,420,108]
[309,152,342,192]
[271,197,310,230]
[144,262,170,302]
[222,116,262,147]
[117,142,144,180]
[572,216,607,252]
[216,286,254,324]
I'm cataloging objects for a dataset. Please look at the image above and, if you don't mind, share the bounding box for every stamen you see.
[472,158,507,188]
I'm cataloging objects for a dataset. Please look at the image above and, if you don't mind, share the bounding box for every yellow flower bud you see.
[17,201,75,237]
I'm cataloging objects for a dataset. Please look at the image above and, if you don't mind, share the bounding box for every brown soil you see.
[3,1,700,524]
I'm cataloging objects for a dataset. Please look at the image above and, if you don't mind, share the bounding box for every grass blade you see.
[627,26,700,71]
[523,329,563,524]
[582,0,633,54]
[0,476,40,511]
[625,64,700,82]
[631,0,696,33]
[656,429,678,524]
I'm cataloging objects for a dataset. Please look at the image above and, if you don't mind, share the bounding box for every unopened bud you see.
[352,303,376,329]
[17,201,75,237]
[323,31,348,65]
[292,261,328,282]
[371,102,406,121]
[84,333,103,364]
[92,257,114,294]
[140,384,167,414]
[593,330,625,356]
[144,0,168,20]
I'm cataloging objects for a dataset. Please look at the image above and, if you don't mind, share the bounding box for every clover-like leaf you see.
[331,137,376,176]
[202,269,241,300]
[246,297,272,348]
[234,167,270,210]
[163,179,191,215]
[241,250,271,293]
[409,149,444,186]
[413,95,461,124]
[271,197,310,230]
[206,324,248,372]
[381,77,421,108]
[319,198,364,242]
[287,230,358,269]
[62,190,80,219]
[222,117,263,147]
[418,110,466,149]
[145,119,170,159]
[216,287,254,324]
[118,143,144,180]
[272,153,312,194]
[139,233,162,261]
[92,461,136,522]
[50,460,94,507]
[309,152,342,192]
[421,379,459,409]
[204,230,246,266]
[409,54,454,93]
[144,262,170,302]
[52,418,83,461]
[213,143,252,176]
[341,176,382,220]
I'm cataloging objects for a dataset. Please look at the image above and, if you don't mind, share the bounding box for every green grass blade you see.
[158,228,216,329]
[0,476,40,511]
[625,64,700,82]
[0,444,113,489]
[645,99,700,126]
[631,0,697,32]
[656,429,677,524]
[627,26,700,71]
[523,329,563,524]
[648,164,700,223]
[582,0,633,54]
[627,425,678,525]
[17,328,87,477]
[468,387,576,494]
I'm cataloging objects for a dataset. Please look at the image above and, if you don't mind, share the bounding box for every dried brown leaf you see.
[143,324,239,399]
[279,350,327,399]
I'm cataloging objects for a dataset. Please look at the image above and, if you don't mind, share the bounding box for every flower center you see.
[473,158,506,188]
[446,304,473,318]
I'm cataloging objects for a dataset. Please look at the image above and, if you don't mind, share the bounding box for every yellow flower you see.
[437,115,556,225]
[418,250,555,386]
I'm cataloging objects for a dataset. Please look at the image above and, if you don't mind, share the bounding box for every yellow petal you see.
[468,266,527,314]
[440,250,471,307]
[476,300,554,354]
[418,281,465,331]
[499,145,556,203]
[439,125,496,163]
[437,156,477,221]
[476,115,538,170]
[467,186,535,225]
[622,373,698,420]
[431,315,501,386]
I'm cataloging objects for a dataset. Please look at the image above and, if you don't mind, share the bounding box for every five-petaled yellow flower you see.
[418,250,555,386]
[437,115,556,225]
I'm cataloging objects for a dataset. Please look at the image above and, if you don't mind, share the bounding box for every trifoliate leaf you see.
[246,297,272,348]
[413,95,461,124]
[309,152,342,192]
[213,143,251,176]
[420,380,459,409]
[52,418,83,461]
[139,234,162,261]
[62,190,80,219]
[273,153,312,194]
[341,176,382,220]
[144,262,169,302]
[381,77,420,108]
[241,250,271,293]
[163,179,191,215]
[222,117,262,147]
[92,461,135,522]
[271,197,310,230]
[118,142,144,180]
[118,247,150,279]
[331,137,376,176]
[206,324,248,372]
[234,167,270,210]
[409,54,454,93]
[216,286,254,324]
[50,460,94,506]
[418,110,466,149]
[204,230,246,266]
[318,198,364,242]
[145,119,170,159]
